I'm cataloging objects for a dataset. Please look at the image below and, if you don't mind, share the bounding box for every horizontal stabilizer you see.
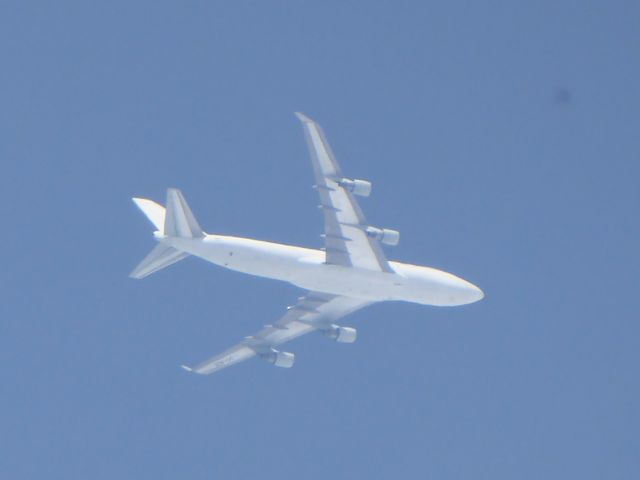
[129,243,189,279]
[164,188,203,238]
[132,198,166,233]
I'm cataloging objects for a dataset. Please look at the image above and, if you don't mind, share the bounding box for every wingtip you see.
[294,111,313,123]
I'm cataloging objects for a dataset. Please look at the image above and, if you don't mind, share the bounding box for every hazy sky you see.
[1,1,638,479]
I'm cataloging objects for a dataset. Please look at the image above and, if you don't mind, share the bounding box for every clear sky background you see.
[1,1,638,479]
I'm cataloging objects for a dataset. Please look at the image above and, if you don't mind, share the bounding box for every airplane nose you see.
[430,271,485,306]
[457,279,484,304]
[469,284,484,302]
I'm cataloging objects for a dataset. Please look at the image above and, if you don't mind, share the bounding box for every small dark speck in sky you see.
[553,86,573,106]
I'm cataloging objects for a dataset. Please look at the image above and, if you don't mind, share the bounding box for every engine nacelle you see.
[260,349,295,368]
[338,178,372,197]
[365,226,400,246]
[323,325,357,343]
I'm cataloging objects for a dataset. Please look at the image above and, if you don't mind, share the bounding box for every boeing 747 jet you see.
[130,113,484,375]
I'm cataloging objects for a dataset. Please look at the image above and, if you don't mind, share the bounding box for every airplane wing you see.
[183,292,371,375]
[296,112,395,273]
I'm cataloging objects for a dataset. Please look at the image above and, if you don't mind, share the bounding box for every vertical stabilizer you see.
[164,188,204,238]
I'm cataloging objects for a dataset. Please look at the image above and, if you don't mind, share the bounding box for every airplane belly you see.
[166,237,482,306]
[177,235,322,282]
[287,258,402,300]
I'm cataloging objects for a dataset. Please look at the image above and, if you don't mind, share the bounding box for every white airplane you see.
[130,113,484,375]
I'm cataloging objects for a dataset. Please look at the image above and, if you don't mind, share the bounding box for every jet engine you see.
[365,226,400,246]
[338,178,372,197]
[323,325,357,343]
[259,349,295,368]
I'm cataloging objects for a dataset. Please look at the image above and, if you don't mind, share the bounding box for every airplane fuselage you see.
[164,234,483,307]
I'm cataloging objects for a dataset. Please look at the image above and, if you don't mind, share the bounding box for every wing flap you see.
[187,345,256,375]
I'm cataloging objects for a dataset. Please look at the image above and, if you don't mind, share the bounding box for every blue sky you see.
[1,1,638,479]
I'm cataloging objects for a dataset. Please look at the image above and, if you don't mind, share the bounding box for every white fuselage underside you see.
[164,234,483,306]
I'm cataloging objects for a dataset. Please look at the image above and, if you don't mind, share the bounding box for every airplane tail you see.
[129,188,204,279]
